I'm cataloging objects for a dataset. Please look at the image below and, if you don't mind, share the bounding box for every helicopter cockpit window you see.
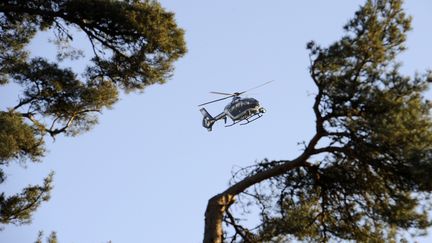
[226,98,259,117]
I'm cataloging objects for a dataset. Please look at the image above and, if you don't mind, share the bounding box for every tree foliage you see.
[35,231,58,243]
[0,173,53,226]
[0,0,185,227]
[203,0,432,242]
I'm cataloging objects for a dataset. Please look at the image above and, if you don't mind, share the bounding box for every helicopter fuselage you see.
[224,97,263,121]
[200,97,266,131]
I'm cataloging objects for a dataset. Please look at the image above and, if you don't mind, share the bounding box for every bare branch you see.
[225,209,257,242]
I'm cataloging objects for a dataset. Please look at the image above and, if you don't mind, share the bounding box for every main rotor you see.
[198,80,273,107]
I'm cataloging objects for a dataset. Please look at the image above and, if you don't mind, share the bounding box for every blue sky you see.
[1,1,431,242]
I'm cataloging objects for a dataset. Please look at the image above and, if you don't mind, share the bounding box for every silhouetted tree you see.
[0,0,186,226]
[35,231,57,243]
[203,0,432,242]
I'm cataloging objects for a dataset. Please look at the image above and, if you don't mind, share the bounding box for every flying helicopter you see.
[198,80,273,131]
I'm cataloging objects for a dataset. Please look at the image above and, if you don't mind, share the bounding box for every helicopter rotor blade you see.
[239,80,274,94]
[199,80,274,107]
[198,95,234,107]
[209,91,234,96]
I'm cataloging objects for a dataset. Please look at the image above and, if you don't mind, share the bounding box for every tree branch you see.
[204,131,325,243]
[225,210,256,242]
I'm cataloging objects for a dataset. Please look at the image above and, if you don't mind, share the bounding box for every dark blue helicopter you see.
[198,81,272,131]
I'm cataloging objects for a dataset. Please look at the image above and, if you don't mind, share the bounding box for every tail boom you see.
[200,108,216,131]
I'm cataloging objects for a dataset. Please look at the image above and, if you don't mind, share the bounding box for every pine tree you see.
[203,0,432,242]
[0,0,186,226]
[35,231,58,243]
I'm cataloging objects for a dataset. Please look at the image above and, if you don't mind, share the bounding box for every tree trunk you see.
[203,194,235,243]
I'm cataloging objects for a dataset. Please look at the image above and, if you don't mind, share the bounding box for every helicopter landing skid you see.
[240,114,263,125]
[225,114,263,127]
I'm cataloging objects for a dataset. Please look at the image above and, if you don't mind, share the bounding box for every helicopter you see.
[198,80,273,131]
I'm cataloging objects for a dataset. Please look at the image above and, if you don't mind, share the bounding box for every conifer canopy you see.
[0,0,186,226]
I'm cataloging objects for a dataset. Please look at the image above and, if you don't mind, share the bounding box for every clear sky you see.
[1,1,431,242]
